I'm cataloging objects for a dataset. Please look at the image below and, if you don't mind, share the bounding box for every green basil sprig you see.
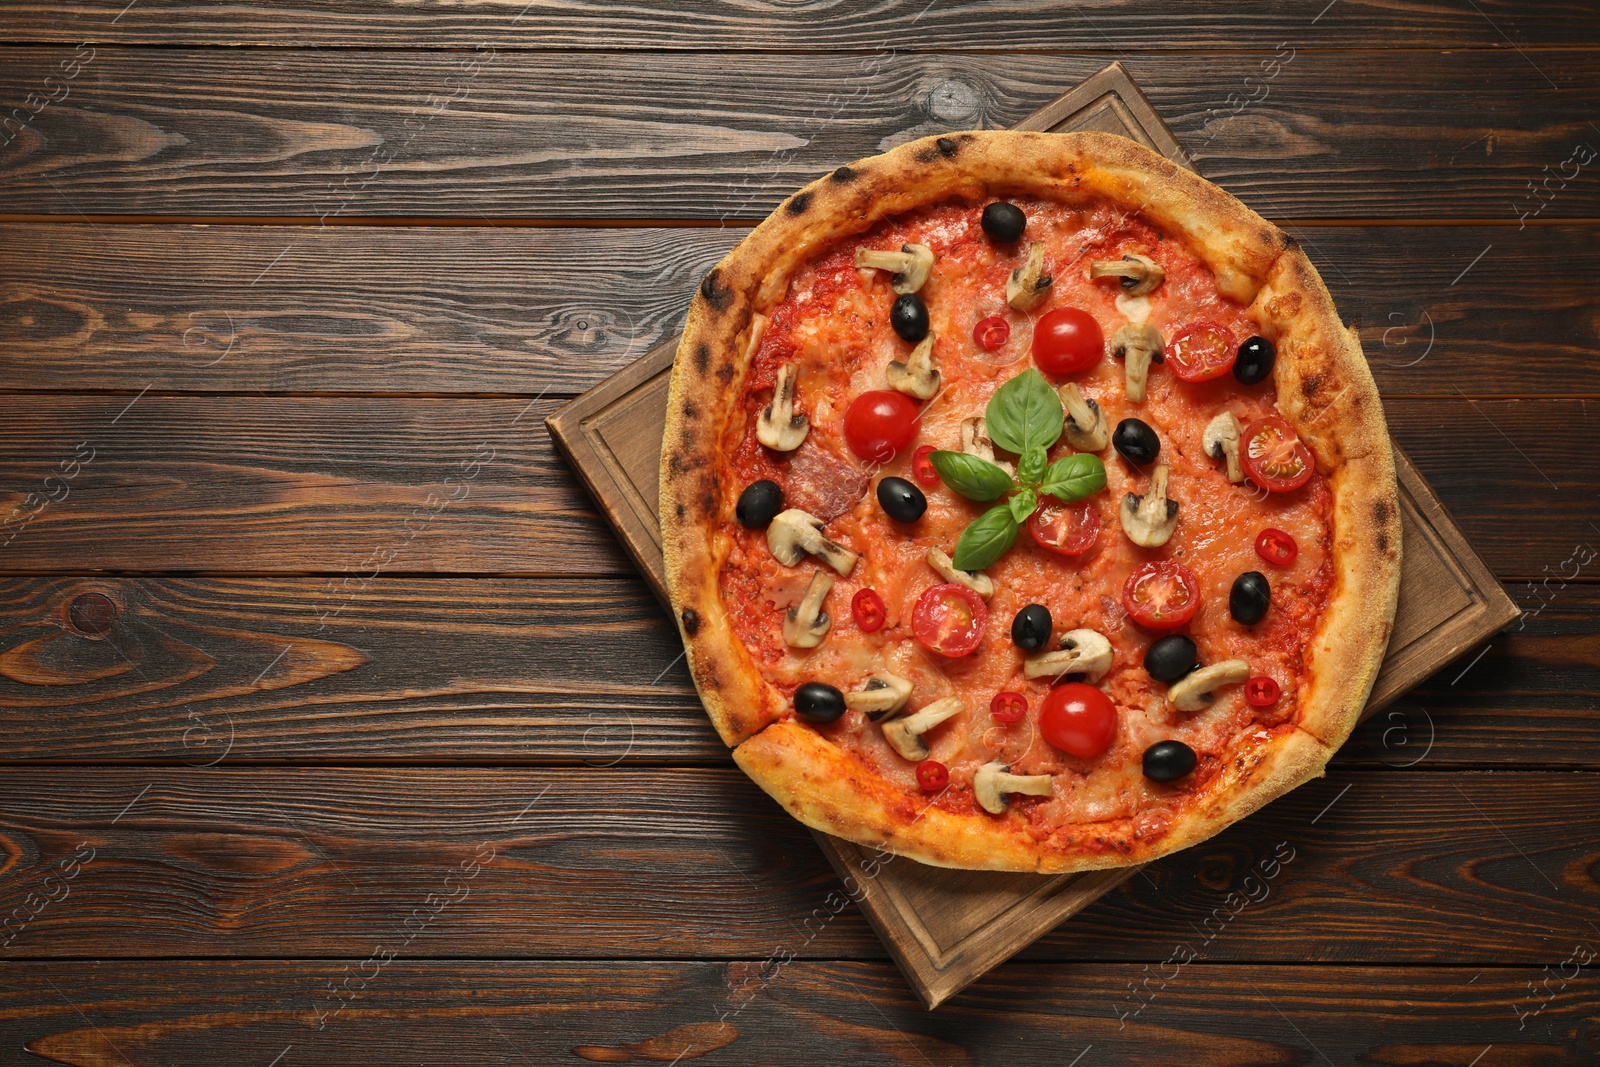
[927,369,1107,571]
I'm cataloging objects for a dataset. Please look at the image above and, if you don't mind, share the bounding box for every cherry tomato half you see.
[1167,321,1237,382]
[973,314,1010,351]
[1241,416,1314,493]
[916,759,950,791]
[1255,527,1299,566]
[1031,307,1104,376]
[990,691,1028,723]
[1039,682,1117,759]
[852,588,887,633]
[843,389,920,464]
[1027,498,1101,556]
[911,444,940,487]
[1122,560,1201,630]
[911,583,988,658]
[1245,676,1281,707]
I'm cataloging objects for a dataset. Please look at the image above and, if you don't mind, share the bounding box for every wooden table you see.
[1,5,1597,1063]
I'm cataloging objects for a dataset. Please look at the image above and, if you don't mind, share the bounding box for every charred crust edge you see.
[830,166,858,183]
[699,269,734,311]
[694,342,711,373]
[786,191,813,216]
[680,608,701,636]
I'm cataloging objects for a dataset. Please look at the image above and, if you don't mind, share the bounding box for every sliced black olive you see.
[735,479,783,528]
[1144,634,1197,682]
[1142,739,1197,783]
[1011,604,1053,652]
[794,682,846,724]
[1113,418,1161,466]
[1234,335,1276,385]
[1230,571,1271,625]
[876,476,926,523]
[890,292,930,343]
[980,201,1027,243]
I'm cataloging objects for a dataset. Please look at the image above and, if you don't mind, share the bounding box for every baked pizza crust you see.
[662,130,1401,872]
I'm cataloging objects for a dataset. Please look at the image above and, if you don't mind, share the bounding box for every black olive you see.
[890,292,929,342]
[1230,571,1272,625]
[980,201,1027,243]
[1113,418,1161,466]
[735,479,783,528]
[1234,335,1276,385]
[1142,740,1197,783]
[1144,635,1197,682]
[794,682,846,724]
[1011,604,1053,652]
[876,477,926,523]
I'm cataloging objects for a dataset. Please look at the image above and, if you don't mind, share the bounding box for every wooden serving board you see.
[547,62,1521,1009]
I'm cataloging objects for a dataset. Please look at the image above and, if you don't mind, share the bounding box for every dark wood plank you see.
[2,0,1594,49]
[3,48,1598,219]
[3,222,1596,397]
[0,768,1593,961]
[2,960,1595,1065]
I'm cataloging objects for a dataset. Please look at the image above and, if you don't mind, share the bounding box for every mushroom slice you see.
[1091,253,1165,296]
[1022,628,1113,682]
[1168,659,1252,712]
[756,363,809,451]
[1202,411,1245,483]
[926,547,995,600]
[854,243,935,294]
[1119,464,1179,548]
[742,313,769,361]
[960,417,1014,476]
[1006,243,1052,311]
[973,761,1054,815]
[881,697,965,762]
[782,571,834,649]
[887,334,940,400]
[844,671,913,720]
[767,508,859,575]
[1109,323,1165,404]
[1058,383,1110,452]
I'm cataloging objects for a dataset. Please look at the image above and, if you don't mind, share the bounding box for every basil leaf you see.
[928,450,1015,502]
[1007,488,1038,526]
[951,504,1019,571]
[985,368,1064,455]
[1017,445,1047,488]
[1041,453,1108,502]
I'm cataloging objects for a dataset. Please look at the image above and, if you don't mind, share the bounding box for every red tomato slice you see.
[1122,560,1201,630]
[1039,682,1117,759]
[852,588,886,633]
[972,315,1010,351]
[1241,416,1314,492]
[911,583,988,658]
[916,759,950,791]
[1027,499,1101,556]
[843,390,919,463]
[990,691,1027,723]
[1255,527,1299,566]
[1031,307,1104,376]
[1167,321,1237,382]
[911,444,940,487]
[1246,676,1281,707]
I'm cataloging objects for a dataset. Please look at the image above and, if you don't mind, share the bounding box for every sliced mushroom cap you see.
[756,363,809,451]
[855,243,935,294]
[926,546,996,599]
[1109,323,1165,404]
[1022,628,1114,682]
[1168,658,1252,712]
[1202,411,1245,483]
[844,671,914,720]
[1119,464,1179,548]
[1091,253,1166,296]
[886,334,940,400]
[1058,383,1110,452]
[960,417,1014,476]
[782,570,834,649]
[973,761,1055,814]
[767,508,859,575]
[881,696,965,761]
[1006,242,1051,311]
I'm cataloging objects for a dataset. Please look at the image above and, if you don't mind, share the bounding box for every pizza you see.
[660,131,1401,874]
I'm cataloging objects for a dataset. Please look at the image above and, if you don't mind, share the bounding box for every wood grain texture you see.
[3,48,1599,219]
[2,960,1596,1066]
[0,395,1590,575]
[2,222,1596,396]
[0,577,1590,766]
[0,768,1594,962]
